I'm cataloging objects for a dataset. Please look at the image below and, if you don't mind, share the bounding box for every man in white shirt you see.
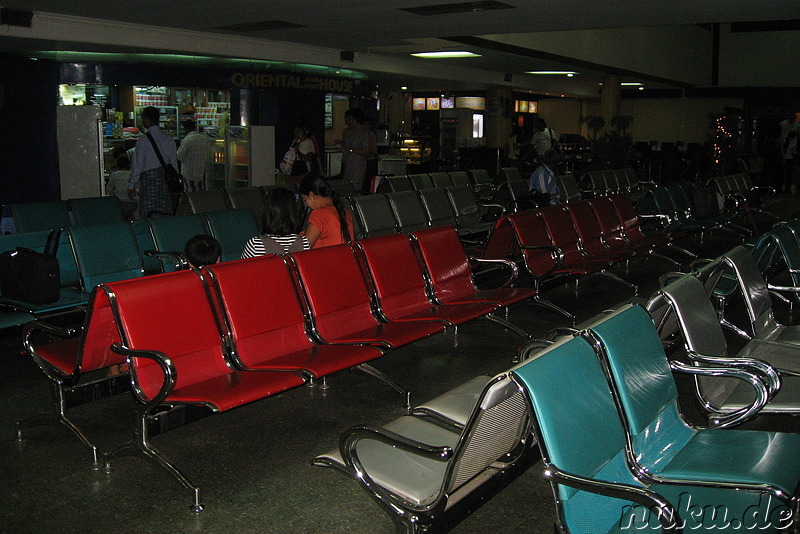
[532,118,558,160]
[177,120,211,192]
[129,106,176,217]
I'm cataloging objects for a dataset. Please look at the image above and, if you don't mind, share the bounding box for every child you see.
[185,234,221,269]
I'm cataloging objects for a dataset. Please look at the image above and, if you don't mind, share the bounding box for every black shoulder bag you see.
[146,132,185,194]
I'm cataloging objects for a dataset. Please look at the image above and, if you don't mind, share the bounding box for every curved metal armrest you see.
[686,351,780,397]
[638,213,674,227]
[339,424,453,513]
[543,465,680,533]
[111,342,176,410]
[670,359,770,428]
[23,320,80,383]
[657,271,685,288]
[144,249,189,269]
[518,243,565,266]
[517,338,555,362]
[767,283,800,294]
[470,256,518,288]
[688,258,714,274]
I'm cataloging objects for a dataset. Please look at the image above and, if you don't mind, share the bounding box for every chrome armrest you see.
[686,351,780,397]
[657,271,685,288]
[671,359,770,428]
[111,342,176,411]
[766,283,800,294]
[23,320,80,383]
[470,256,518,288]
[517,338,555,362]
[144,249,189,269]
[339,424,453,513]
[544,465,680,533]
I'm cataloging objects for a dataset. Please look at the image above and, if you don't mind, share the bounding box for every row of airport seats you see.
[312,230,800,531]
[484,195,700,309]
[635,181,762,239]
[710,171,776,210]
[3,195,127,233]
[19,226,539,511]
[0,209,259,322]
[314,297,800,532]
[578,167,650,199]
[346,186,501,241]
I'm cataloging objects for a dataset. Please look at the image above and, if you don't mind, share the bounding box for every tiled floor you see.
[1,198,797,533]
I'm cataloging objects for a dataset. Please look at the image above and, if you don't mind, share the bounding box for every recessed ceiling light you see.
[401,86,408,90]
[526,71,578,75]
[411,51,481,58]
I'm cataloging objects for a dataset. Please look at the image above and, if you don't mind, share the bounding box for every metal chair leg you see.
[483,313,530,338]
[354,364,410,411]
[103,410,203,512]
[16,382,99,467]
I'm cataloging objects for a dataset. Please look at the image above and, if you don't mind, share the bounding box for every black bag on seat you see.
[0,247,60,304]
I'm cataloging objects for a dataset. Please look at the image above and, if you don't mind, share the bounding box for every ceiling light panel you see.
[411,51,482,58]
[400,1,513,16]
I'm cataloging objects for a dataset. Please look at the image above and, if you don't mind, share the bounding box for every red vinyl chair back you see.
[506,211,560,276]
[205,256,311,367]
[355,234,432,321]
[565,200,607,255]
[537,205,583,261]
[104,270,227,402]
[587,197,626,240]
[410,226,477,304]
[288,244,378,341]
[478,216,519,260]
[609,194,647,240]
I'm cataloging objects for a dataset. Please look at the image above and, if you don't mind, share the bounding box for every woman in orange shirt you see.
[299,174,355,248]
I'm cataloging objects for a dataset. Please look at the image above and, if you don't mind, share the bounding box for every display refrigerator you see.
[57,105,105,200]
[206,125,275,190]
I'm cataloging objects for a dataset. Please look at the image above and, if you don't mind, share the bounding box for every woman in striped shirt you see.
[241,187,310,258]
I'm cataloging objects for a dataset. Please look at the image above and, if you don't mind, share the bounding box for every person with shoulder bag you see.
[129,106,178,218]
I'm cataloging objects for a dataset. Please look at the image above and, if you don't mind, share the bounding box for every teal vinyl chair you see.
[203,208,259,263]
[513,333,800,533]
[0,229,85,315]
[11,200,70,233]
[69,196,125,226]
[66,222,144,291]
[146,213,208,272]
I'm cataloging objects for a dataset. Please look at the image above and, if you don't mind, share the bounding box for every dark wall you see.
[252,88,325,166]
[0,58,60,204]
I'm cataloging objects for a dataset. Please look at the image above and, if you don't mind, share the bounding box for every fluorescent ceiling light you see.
[621,82,643,86]
[411,51,481,58]
[526,71,578,75]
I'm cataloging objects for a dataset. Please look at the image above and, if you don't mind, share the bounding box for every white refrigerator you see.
[56,106,105,200]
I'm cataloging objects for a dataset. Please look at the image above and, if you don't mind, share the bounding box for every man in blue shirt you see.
[129,106,176,217]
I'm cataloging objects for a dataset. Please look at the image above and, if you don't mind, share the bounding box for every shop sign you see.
[230,72,354,93]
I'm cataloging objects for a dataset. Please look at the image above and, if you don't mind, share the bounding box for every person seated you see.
[529,149,562,206]
[185,234,221,269]
[242,187,310,258]
[299,174,354,248]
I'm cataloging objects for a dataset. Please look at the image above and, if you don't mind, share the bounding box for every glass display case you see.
[134,105,179,139]
[205,126,251,190]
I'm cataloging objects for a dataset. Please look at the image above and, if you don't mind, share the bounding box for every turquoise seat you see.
[589,305,800,497]
[69,196,125,226]
[203,209,259,263]
[11,200,70,232]
[512,334,799,533]
[0,230,85,315]
[66,222,144,291]
[146,213,208,272]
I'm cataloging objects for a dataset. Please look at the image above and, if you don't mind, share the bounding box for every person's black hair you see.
[183,119,197,132]
[347,108,366,124]
[116,154,130,170]
[535,117,547,129]
[298,174,351,242]
[184,234,221,268]
[262,187,306,235]
[141,106,161,126]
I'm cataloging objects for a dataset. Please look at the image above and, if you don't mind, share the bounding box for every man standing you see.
[532,118,558,161]
[177,120,211,192]
[129,106,175,218]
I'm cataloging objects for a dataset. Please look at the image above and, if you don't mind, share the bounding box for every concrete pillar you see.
[601,75,621,125]
[485,86,513,149]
